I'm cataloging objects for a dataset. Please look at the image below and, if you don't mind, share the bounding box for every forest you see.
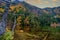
[0,0,60,40]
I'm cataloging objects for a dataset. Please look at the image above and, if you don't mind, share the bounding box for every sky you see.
[12,0,60,8]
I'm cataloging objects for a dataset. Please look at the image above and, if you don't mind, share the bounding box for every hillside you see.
[0,0,60,40]
[22,1,60,15]
[0,1,60,16]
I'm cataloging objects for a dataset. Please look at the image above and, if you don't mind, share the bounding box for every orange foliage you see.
[19,30,24,33]
[24,26,30,32]
[24,17,29,24]
[0,8,5,13]
[6,28,10,32]
[15,16,22,30]
[9,6,16,12]
[17,16,21,20]
[9,4,26,13]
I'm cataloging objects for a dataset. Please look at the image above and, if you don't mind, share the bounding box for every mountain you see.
[22,2,60,15]
[22,2,43,15]
[1,0,60,15]
[43,7,60,15]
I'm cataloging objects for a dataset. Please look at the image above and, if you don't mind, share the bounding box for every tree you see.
[0,0,11,35]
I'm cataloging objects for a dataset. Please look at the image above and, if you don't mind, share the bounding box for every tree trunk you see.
[12,16,16,31]
[0,0,10,35]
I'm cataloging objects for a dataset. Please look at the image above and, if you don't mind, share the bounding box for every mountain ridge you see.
[1,0,60,15]
[22,1,60,15]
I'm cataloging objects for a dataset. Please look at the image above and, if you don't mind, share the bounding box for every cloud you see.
[52,3,56,6]
[44,1,50,4]
[25,0,42,4]
[25,0,60,8]
[52,0,57,2]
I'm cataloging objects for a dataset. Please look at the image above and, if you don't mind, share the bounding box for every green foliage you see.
[0,3,60,40]
[0,31,14,40]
